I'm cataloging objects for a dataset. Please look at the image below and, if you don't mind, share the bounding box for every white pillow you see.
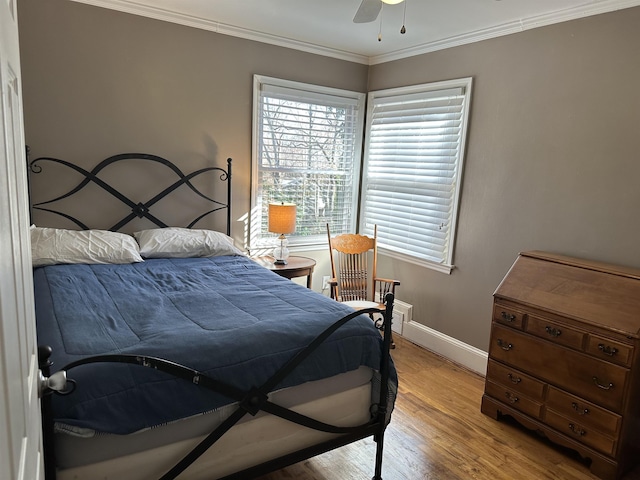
[31,226,144,267]
[133,228,244,258]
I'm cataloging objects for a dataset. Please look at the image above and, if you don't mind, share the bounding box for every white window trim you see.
[360,77,473,274]
[250,75,366,253]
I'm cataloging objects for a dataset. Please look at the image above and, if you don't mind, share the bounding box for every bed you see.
[29,152,397,480]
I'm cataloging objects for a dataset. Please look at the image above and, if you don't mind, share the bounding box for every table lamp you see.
[268,202,296,265]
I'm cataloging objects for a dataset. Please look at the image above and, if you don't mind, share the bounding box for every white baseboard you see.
[402,320,488,376]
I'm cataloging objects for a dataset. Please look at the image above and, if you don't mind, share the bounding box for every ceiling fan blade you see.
[353,0,381,23]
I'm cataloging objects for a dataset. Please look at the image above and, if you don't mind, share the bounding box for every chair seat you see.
[343,300,382,310]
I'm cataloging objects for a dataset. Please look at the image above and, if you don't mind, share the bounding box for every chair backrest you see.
[326,225,378,302]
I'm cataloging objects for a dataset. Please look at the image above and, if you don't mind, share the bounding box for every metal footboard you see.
[39,293,395,480]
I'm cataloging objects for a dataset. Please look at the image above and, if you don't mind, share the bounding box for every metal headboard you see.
[28,152,232,235]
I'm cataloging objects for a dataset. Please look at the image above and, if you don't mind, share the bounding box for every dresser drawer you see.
[486,359,545,401]
[489,324,628,412]
[485,380,543,418]
[546,386,621,436]
[526,315,585,350]
[586,334,633,368]
[544,409,617,456]
[493,303,526,330]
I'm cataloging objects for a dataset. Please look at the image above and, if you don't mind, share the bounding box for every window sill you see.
[378,248,454,275]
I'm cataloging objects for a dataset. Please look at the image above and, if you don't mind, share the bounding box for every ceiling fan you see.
[353,0,405,24]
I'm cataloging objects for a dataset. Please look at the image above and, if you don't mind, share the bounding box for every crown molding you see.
[68,0,370,64]
[70,0,640,66]
[369,0,640,64]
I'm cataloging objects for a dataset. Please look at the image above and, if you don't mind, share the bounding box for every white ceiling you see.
[72,0,640,64]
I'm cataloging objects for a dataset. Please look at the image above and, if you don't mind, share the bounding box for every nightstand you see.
[253,256,316,288]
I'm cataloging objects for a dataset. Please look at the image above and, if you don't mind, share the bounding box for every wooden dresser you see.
[481,251,640,480]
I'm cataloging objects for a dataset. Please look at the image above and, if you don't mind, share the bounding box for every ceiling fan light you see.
[381,0,404,4]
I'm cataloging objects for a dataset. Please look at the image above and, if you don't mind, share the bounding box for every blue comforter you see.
[34,256,392,435]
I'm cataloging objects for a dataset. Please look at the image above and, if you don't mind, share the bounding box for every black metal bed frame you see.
[31,152,396,480]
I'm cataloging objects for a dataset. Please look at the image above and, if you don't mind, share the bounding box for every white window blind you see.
[360,78,472,272]
[251,75,365,251]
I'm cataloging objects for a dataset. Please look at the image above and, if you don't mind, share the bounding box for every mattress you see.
[56,381,374,480]
[56,366,373,471]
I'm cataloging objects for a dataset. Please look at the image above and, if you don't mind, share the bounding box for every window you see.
[251,75,365,251]
[360,78,473,273]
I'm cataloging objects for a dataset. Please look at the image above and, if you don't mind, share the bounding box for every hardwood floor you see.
[259,336,640,480]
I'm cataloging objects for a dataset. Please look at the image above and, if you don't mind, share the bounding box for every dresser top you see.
[494,251,640,337]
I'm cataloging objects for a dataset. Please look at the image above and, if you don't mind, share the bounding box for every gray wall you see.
[18,0,368,241]
[18,0,640,351]
[369,7,640,350]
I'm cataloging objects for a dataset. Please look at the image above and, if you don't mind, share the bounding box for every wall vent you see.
[376,294,413,335]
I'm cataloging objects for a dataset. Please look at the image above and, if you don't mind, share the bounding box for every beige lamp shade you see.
[381,0,404,4]
[268,203,296,234]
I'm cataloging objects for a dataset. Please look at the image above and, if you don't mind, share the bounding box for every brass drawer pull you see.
[505,392,519,404]
[497,339,513,351]
[500,311,516,322]
[568,423,586,436]
[592,376,614,390]
[507,373,521,384]
[598,344,619,357]
[545,326,562,337]
[571,402,589,415]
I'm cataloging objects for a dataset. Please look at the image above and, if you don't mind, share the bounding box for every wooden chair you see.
[326,224,400,346]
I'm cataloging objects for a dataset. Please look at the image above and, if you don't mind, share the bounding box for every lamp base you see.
[272,234,290,265]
